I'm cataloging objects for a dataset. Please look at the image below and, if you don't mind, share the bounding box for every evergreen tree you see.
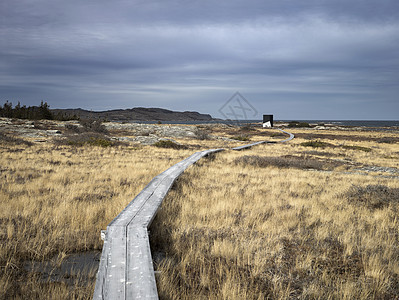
[13,102,22,119]
[0,101,54,120]
[39,101,53,120]
[2,101,13,118]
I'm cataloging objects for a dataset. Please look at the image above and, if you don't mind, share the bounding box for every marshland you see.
[1,118,398,299]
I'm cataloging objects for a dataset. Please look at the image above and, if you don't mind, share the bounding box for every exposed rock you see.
[0,117,219,144]
[104,123,200,139]
[111,137,137,143]
[355,166,399,174]
[46,130,62,134]
[0,119,12,126]
[115,135,179,146]
[139,137,177,146]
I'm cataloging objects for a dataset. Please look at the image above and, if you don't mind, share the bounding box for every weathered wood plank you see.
[125,227,158,299]
[93,149,224,300]
[134,175,177,227]
[279,129,295,142]
[93,232,111,299]
[232,129,294,150]
[108,151,206,228]
[93,226,127,299]
[108,176,163,227]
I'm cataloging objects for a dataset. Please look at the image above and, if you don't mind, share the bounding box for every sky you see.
[1,0,398,120]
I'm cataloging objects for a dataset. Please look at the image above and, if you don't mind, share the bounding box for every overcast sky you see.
[1,0,398,120]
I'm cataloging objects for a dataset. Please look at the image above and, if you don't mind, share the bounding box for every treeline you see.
[0,101,78,120]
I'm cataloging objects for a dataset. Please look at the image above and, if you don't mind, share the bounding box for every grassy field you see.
[0,121,245,299]
[151,128,399,299]
[0,139,200,299]
[0,122,398,299]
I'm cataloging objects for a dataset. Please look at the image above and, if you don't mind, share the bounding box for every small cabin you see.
[263,114,273,128]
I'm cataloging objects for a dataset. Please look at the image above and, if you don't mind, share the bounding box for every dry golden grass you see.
[1,123,398,299]
[0,121,255,299]
[151,129,399,299]
[287,128,399,170]
[0,140,199,299]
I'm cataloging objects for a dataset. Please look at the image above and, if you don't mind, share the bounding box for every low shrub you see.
[194,128,210,140]
[271,132,285,137]
[86,138,112,147]
[0,132,33,146]
[153,140,187,149]
[346,185,399,209]
[378,137,399,144]
[300,140,333,148]
[301,140,371,152]
[234,155,341,171]
[288,121,312,128]
[65,124,82,133]
[79,119,108,134]
[342,145,372,152]
[231,135,250,142]
[55,133,120,147]
[302,150,336,157]
[33,121,52,130]
[240,124,256,131]
[65,119,108,134]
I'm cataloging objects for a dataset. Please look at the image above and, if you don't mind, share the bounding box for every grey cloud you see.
[1,0,398,119]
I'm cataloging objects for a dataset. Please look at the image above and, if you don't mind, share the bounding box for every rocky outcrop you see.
[112,135,179,146]
[0,118,62,139]
[0,117,239,145]
[103,122,198,138]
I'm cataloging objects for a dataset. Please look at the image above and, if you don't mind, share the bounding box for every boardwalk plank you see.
[109,177,163,227]
[125,227,158,299]
[93,149,224,300]
[94,226,127,299]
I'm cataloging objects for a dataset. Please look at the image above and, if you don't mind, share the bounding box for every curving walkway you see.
[232,129,294,150]
[93,129,294,300]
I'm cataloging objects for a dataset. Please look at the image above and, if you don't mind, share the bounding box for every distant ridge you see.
[51,107,214,122]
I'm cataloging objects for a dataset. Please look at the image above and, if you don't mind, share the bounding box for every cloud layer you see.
[1,0,398,119]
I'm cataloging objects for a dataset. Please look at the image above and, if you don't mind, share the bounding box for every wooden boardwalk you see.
[232,129,294,150]
[93,149,224,299]
[93,129,294,299]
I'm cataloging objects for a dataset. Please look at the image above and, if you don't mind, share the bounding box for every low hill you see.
[51,107,214,122]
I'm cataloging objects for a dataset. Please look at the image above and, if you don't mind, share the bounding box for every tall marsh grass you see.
[1,124,398,298]
[0,141,193,299]
[151,131,399,299]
